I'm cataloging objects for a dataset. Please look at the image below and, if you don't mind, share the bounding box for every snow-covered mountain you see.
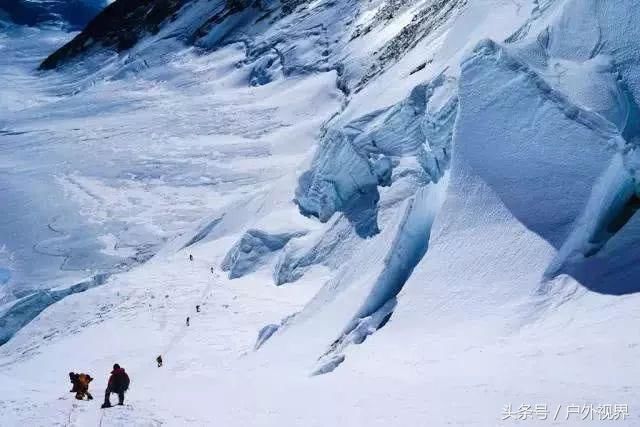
[1,0,639,425]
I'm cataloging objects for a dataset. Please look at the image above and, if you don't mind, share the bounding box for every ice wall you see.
[295,74,457,237]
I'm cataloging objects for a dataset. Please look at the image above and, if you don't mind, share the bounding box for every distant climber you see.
[189,254,193,261]
[186,316,190,326]
[156,355,163,367]
[75,373,94,400]
[210,267,214,273]
[196,305,200,313]
[101,364,130,408]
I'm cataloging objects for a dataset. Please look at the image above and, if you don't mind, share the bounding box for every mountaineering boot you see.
[101,402,112,409]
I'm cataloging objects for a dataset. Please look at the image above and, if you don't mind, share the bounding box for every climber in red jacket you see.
[101,364,130,408]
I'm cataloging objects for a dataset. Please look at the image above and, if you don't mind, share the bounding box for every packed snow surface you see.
[1,0,640,425]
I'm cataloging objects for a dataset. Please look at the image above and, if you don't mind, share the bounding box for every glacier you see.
[1,0,640,425]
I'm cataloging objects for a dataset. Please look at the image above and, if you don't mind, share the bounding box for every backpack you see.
[122,372,130,391]
[111,369,130,392]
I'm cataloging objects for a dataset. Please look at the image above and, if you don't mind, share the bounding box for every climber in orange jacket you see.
[75,373,94,400]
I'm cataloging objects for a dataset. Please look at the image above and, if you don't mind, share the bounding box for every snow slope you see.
[0,16,341,342]
[1,0,640,425]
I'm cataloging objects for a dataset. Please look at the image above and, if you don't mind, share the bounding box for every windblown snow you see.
[1,0,640,425]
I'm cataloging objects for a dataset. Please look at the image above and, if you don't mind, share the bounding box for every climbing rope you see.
[159,267,222,357]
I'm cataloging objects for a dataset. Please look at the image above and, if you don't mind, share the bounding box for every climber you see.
[189,254,193,261]
[156,355,163,367]
[101,364,130,408]
[69,372,79,393]
[196,305,200,313]
[210,267,214,274]
[186,316,190,326]
[75,373,94,400]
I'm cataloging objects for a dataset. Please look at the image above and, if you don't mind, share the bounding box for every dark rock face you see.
[0,0,106,29]
[39,0,186,70]
[37,0,315,71]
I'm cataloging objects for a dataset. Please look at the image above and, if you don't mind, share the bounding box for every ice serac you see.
[0,273,109,345]
[388,37,632,333]
[507,0,640,140]
[295,74,457,237]
[221,229,306,279]
[257,71,459,370]
[548,154,640,295]
[273,216,356,286]
[478,0,640,294]
[259,173,447,373]
[311,183,444,374]
[182,216,224,249]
